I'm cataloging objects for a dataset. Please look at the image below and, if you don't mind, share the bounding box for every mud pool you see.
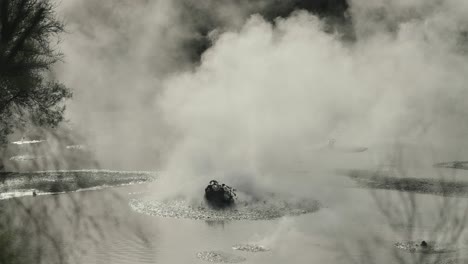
[2,160,468,264]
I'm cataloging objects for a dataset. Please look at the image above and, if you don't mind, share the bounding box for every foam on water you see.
[11,139,45,145]
[0,190,38,200]
[196,251,246,263]
[9,155,43,161]
[129,197,320,220]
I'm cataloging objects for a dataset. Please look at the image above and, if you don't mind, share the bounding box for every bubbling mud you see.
[232,244,269,252]
[394,241,457,254]
[196,251,246,263]
[129,197,320,221]
[65,145,87,150]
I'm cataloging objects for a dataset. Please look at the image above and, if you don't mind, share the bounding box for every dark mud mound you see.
[205,180,236,208]
[232,244,269,252]
[129,197,320,221]
[196,251,246,263]
[0,170,157,198]
[434,161,468,170]
[345,170,468,197]
[395,241,456,254]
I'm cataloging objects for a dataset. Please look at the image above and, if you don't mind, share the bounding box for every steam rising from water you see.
[2,2,468,263]
[157,7,468,200]
[54,1,468,201]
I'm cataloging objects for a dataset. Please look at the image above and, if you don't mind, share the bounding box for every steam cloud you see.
[54,0,468,200]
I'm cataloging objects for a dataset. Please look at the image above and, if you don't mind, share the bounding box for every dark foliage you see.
[260,0,349,21]
[178,0,351,66]
[0,0,71,146]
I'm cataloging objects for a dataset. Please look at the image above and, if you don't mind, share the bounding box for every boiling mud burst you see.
[196,251,246,263]
[232,244,269,252]
[129,196,320,220]
[394,241,457,254]
[0,170,157,199]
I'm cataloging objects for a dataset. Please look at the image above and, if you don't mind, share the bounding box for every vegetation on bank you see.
[0,0,71,147]
[0,1,71,262]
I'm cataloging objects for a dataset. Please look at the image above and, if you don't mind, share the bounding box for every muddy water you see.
[4,146,468,264]
[4,171,468,264]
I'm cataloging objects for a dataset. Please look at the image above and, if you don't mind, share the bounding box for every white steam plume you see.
[53,0,468,201]
[157,3,468,200]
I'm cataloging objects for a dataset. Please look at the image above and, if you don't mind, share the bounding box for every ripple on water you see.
[129,198,320,220]
[196,251,246,263]
[232,244,269,252]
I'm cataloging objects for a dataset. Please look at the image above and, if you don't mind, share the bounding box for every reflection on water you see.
[82,229,158,264]
[205,220,229,228]
[2,166,468,264]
